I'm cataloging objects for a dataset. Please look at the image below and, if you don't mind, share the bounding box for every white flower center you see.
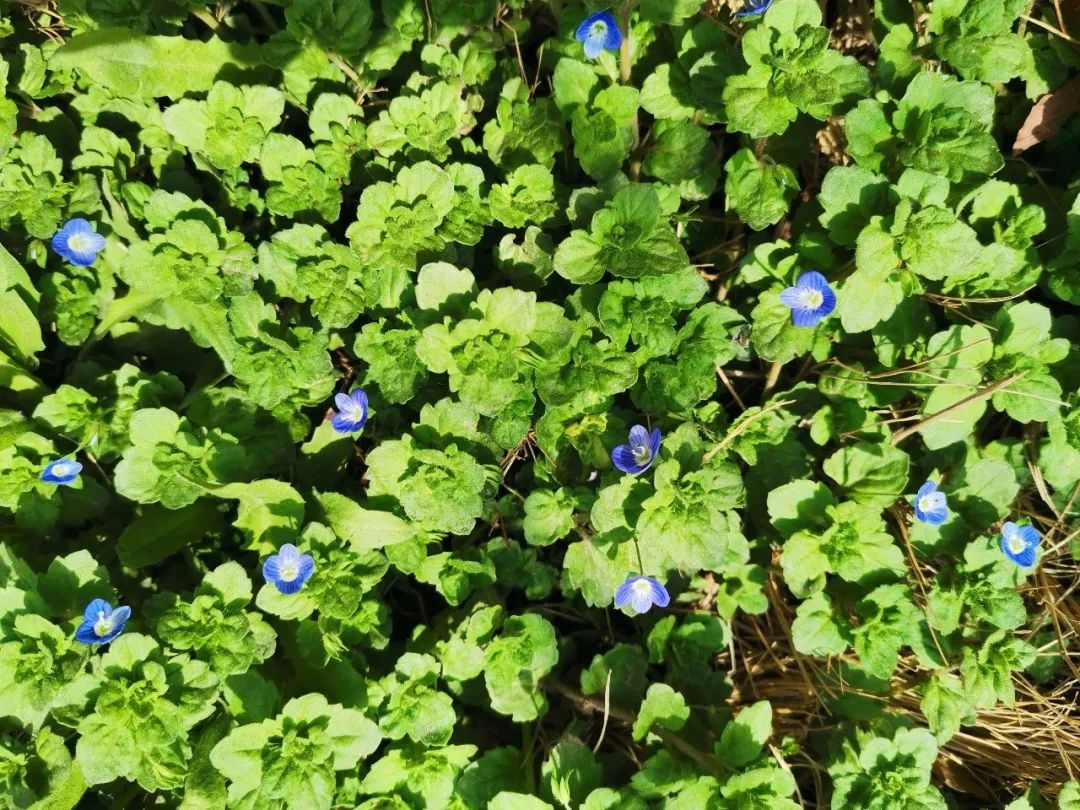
[798,288,824,310]
[279,561,299,582]
[918,495,935,514]
[1007,534,1027,556]
[632,579,651,595]
[632,444,652,464]
[590,21,607,38]
[93,611,113,637]
[67,233,94,253]
[52,462,75,477]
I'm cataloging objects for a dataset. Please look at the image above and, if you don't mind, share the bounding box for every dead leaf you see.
[1012,76,1080,155]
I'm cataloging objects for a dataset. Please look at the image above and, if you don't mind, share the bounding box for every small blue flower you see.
[734,0,774,16]
[331,388,369,433]
[614,575,670,614]
[913,480,948,525]
[1000,521,1040,568]
[52,218,106,267]
[40,458,83,487]
[75,599,131,646]
[779,271,836,327]
[263,543,315,595]
[575,10,622,60]
[611,424,661,475]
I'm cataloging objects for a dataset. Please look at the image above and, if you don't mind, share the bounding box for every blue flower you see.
[779,271,836,327]
[40,458,83,486]
[52,218,106,267]
[263,543,315,595]
[75,599,131,645]
[575,10,622,60]
[1000,521,1040,568]
[913,480,948,525]
[734,0,774,16]
[614,575,670,614]
[331,388,369,433]
[611,424,661,475]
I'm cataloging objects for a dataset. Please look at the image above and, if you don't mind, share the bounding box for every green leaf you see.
[554,185,690,284]
[822,442,909,508]
[318,491,417,551]
[714,700,772,767]
[51,29,264,102]
[571,85,639,181]
[366,436,493,536]
[818,165,896,246]
[369,81,475,162]
[541,737,602,807]
[632,684,690,741]
[639,0,705,24]
[0,288,42,369]
[210,694,381,807]
[724,0,869,137]
[929,0,1033,83]
[484,614,559,721]
[782,501,905,597]
[724,149,799,231]
[379,658,457,747]
[920,672,975,743]
[839,218,905,333]
[523,488,578,547]
[791,591,849,656]
[749,287,817,363]
[157,563,276,677]
[117,501,225,568]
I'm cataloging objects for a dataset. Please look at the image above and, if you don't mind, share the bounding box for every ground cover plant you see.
[0,0,1078,806]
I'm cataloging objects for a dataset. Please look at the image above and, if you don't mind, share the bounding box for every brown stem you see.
[546,677,721,774]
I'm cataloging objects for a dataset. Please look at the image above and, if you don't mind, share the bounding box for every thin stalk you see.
[619,0,639,149]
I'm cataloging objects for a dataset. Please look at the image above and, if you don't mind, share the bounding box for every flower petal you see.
[628,586,654,614]
[627,424,651,450]
[334,392,354,412]
[1017,525,1041,549]
[262,555,282,585]
[778,287,803,309]
[614,578,636,608]
[649,427,662,456]
[818,285,837,316]
[350,388,369,412]
[331,413,362,433]
[274,576,305,595]
[83,598,112,622]
[916,481,938,500]
[602,20,623,51]
[611,444,646,475]
[798,270,830,292]
[574,15,595,42]
[790,306,824,327]
[75,621,102,645]
[110,605,132,629]
[646,578,670,608]
[295,553,315,586]
[922,505,948,525]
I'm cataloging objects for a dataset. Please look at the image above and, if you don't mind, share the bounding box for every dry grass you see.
[714,548,1080,806]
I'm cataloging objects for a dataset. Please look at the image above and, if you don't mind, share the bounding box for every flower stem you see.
[632,537,646,577]
[619,0,639,150]
[762,360,783,399]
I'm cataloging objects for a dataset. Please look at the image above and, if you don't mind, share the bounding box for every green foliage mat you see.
[0,0,1078,807]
